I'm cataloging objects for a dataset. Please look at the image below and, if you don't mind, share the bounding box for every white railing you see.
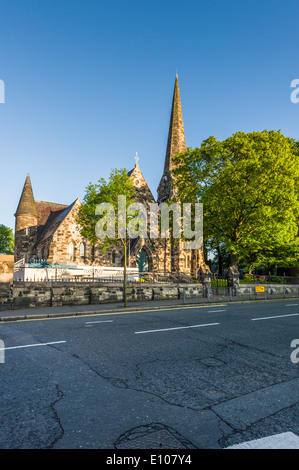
[13,258,24,269]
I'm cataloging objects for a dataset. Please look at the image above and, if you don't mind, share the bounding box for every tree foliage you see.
[77,168,136,306]
[172,130,299,270]
[77,168,136,248]
[0,225,14,255]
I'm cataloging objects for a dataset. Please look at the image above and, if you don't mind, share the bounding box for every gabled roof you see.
[35,201,69,227]
[128,164,156,203]
[34,199,79,246]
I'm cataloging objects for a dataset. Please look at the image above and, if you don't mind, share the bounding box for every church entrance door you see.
[137,248,149,272]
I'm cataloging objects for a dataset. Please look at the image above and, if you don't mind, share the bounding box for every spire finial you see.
[135,152,139,166]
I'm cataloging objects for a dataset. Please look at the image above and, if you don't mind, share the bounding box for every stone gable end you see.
[49,199,83,264]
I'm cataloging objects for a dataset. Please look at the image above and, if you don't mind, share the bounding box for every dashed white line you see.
[0,341,66,351]
[86,320,114,325]
[135,322,220,334]
[251,313,299,321]
[286,304,299,307]
[207,309,226,313]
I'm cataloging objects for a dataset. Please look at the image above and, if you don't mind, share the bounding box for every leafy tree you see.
[206,238,231,274]
[77,168,136,307]
[0,225,14,255]
[172,130,299,271]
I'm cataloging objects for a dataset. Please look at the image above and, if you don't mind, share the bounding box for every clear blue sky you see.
[1,0,299,231]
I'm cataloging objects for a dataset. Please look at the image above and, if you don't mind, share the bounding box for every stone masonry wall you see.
[4,282,204,310]
[0,283,12,311]
[2,282,299,312]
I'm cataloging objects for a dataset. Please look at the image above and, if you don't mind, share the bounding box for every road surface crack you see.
[46,384,65,449]
[70,353,201,412]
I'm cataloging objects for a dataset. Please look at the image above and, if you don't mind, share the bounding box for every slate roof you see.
[34,199,78,246]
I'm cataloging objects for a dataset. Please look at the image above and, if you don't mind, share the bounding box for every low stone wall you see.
[238,284,299,296]
[5,282,204,310]
[0,283,12,311]
[1,281,299,311]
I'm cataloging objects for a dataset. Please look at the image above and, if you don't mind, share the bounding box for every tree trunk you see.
[230,251,238,269]
[217,245,223,276]
[123,240,127,307]
[164,239,166,276]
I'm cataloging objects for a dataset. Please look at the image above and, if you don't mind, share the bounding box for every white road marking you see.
[0,341,66,351]
[286,304,299,307]
[135,322,220,334]
[207,309,226,313]
[86,320,113,325]
[226,432,299,449]
[251,313,299,321]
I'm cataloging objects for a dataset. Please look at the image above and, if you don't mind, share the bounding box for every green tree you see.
[77,168,136,307]
[0,225,14,255]
[206,238,231,274]
[172,130,299,271]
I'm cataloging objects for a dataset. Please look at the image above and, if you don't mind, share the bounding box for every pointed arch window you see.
[80,242,86,260]
[68,242,74,262]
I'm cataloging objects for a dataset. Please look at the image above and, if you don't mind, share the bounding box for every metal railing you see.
[182,284,299,304]
[240,273,299,285]
[14,270,196,284]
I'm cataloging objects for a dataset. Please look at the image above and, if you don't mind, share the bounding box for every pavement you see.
[0,298,216,321]
[0,295,295,322]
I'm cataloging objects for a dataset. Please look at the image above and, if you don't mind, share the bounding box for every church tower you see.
[157,74,186,203]
[14,174,38,263]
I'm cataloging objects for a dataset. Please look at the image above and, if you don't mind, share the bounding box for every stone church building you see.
[14,76,204,278]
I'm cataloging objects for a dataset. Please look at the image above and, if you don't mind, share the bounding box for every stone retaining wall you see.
[1,282,204,310]
[0,283,12,311]
[1,282,299,311]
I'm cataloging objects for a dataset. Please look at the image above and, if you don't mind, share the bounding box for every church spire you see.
[157,75,186,203]
[164,74,186,172]
[15,173,38,218]
[14,173,39,263]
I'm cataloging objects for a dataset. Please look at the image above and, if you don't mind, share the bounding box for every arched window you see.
[68,242,74,262]
[112,251,116,265]
[80,242,85,259]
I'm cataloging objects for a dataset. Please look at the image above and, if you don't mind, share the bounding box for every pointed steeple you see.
[164,74,186,172]
[157,75,186,203]
[15,173,38,218]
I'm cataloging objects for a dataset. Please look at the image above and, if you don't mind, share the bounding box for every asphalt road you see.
[1,300,299,449]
